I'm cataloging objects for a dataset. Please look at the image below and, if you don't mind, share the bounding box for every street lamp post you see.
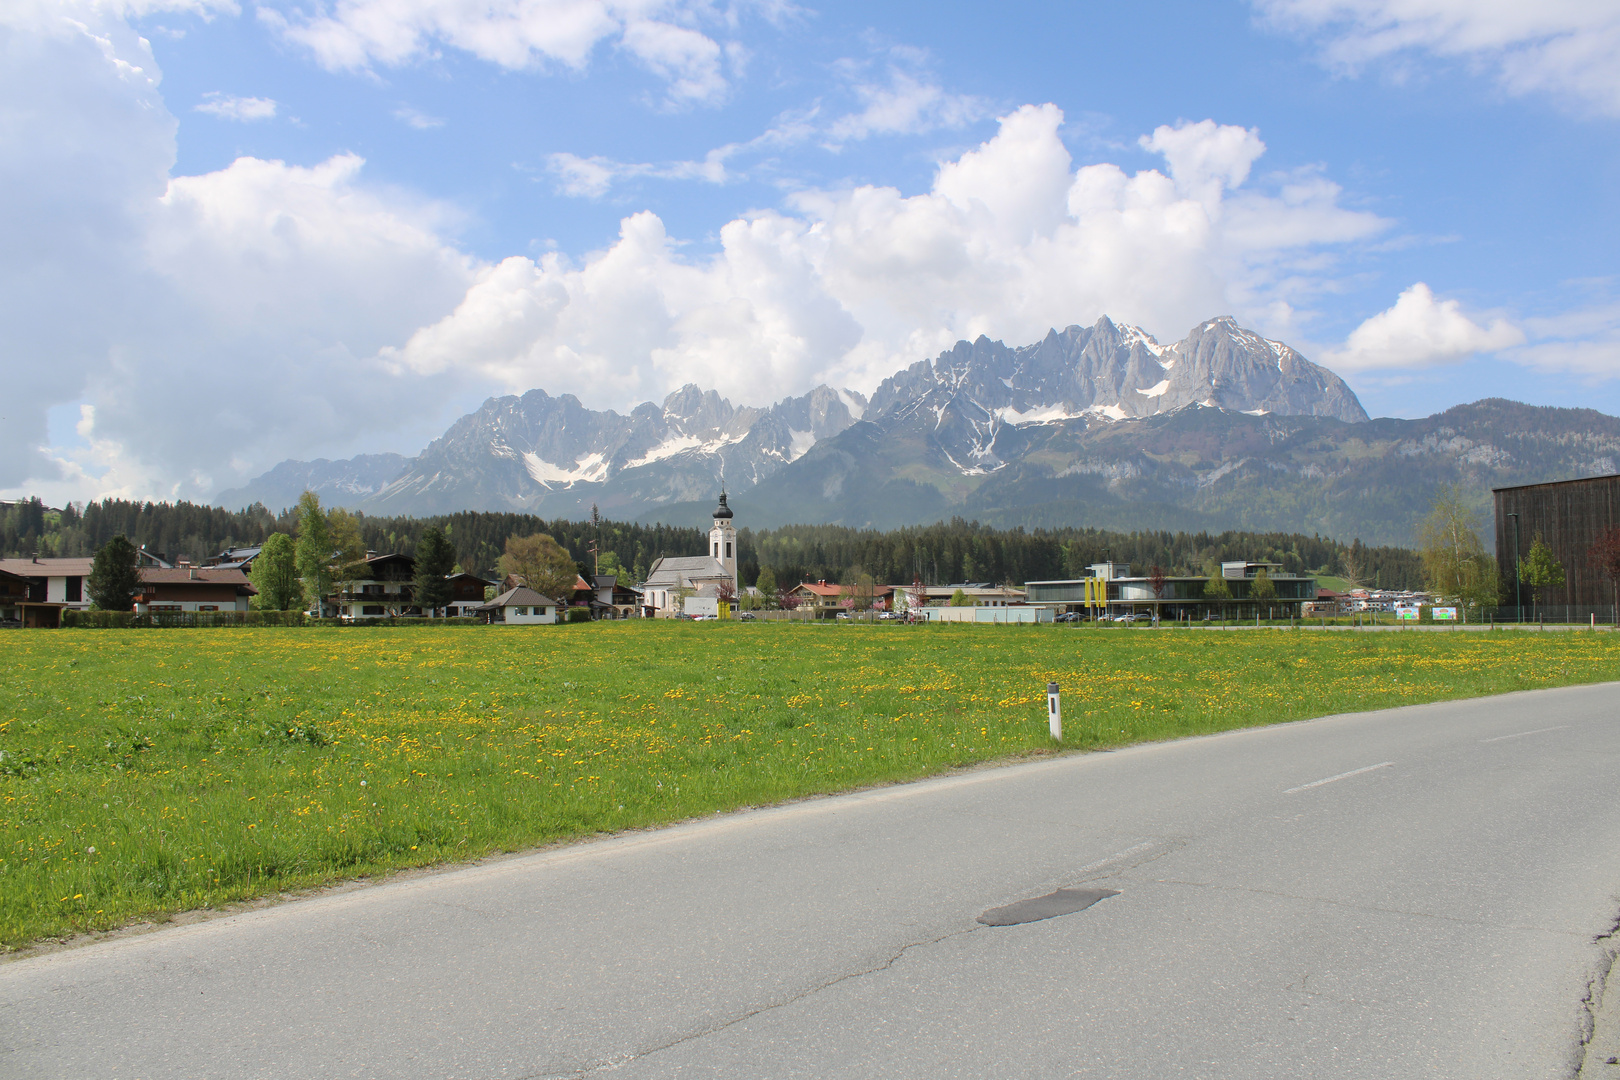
[1508,511,1522,623]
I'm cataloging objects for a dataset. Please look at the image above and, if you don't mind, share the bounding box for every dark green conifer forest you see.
[0,496,1422,589]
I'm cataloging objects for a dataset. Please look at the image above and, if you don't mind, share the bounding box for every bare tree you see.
[1591,526,1620,618]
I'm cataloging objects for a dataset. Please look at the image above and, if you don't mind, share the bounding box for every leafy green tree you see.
[1250,567,1276,602]
[596,551,627,581]
[949,588,971,607]
[413,526,456,615]
[1519,536,1565,613]
[1202,564,1231,601]
[498,533,579,604]
[249,533,302,610]
[754,566,778,608]
[87,534,141,611]
[327,507,368,579]
[1418,485,1498,613]
[294,492,333,614]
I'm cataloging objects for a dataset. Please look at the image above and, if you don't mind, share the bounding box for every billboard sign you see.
[1432,607,1457,621]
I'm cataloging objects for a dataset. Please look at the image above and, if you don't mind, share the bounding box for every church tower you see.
[710,490,737,594]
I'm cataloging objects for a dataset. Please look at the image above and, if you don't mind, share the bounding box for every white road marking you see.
[1284,762,1394,794]
[1072,840,1159,875]
[1482,725,1568,743]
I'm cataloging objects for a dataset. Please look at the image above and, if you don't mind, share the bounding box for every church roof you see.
[712,491,733,520]
[645,555,730,587]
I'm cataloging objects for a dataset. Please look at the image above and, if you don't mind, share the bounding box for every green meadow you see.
[3,622,1617,949]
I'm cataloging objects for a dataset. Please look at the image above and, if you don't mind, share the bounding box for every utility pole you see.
[590,502,601,578]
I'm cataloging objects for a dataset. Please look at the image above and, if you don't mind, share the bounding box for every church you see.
[641,492,740,617]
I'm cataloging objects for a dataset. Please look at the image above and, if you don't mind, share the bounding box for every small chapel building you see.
[642,492,740,617]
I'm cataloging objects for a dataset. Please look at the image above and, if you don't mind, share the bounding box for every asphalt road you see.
[4,683,1620,1079]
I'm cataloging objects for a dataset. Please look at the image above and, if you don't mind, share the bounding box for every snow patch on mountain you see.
[524,451,609,488]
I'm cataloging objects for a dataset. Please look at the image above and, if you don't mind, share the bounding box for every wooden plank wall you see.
[1494,475,1620,606]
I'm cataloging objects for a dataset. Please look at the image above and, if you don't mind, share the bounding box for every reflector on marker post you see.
[1047,681,1061,742]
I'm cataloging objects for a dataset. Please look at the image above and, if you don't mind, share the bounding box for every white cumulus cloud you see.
[1324,282,1524,370]
[388,105,1391,412]
[1255,0,1620,117]
[195,91,276,121]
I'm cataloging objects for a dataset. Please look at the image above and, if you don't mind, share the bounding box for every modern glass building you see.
[1025,560,1316,619]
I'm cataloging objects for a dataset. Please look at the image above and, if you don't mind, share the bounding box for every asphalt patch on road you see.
[977,888,1120,926]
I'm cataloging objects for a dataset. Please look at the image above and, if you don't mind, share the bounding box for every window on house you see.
[65,576,82,602]
[515,607,528,616]
[725,542,732,558]
[362,605,384,616]
[713,543,719,557]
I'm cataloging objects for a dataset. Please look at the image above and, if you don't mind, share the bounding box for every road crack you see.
[525,924,988,1078]
[1575,906,1620,1078]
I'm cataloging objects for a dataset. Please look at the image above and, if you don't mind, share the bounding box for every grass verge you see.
[3,622,1618,949]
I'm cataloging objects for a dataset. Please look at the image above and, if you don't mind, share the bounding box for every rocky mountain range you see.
[217,316,1617,547]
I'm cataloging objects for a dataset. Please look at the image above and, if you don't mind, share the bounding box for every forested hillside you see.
[1,497,1422,589]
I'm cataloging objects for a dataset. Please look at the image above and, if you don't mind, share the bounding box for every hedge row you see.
[62,610,311,629]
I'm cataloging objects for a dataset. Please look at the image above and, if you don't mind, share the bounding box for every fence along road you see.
[4,684,1620,1078]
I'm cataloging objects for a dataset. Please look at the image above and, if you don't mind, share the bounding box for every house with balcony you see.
[0,557,95,626]
[0,567,31,626]
[135,567,256,613]
[331,552,418,618]
[445,572,498,617]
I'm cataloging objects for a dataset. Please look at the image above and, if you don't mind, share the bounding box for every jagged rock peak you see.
[870,314,1366,427]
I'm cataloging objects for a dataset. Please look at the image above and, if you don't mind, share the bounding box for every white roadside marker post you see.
[1047,681,1062,742]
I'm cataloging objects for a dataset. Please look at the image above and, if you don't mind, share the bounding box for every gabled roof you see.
[140,568,252,585]
[645,555,729,587]
[793,581,896,598]
[476,586,559,610]
[0,557,95,578]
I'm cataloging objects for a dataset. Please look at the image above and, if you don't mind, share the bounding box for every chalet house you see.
[0,568,31,627]
[135,567,256,613]
[590,575,641,619]
[475,587,559,625]
[0,557,95,626]
[790,580,898,617]
[446,573,498,618]
[332,553,418,618]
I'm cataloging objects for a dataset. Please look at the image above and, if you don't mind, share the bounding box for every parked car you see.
[737,611,756,621]
[1112,612,1142,623]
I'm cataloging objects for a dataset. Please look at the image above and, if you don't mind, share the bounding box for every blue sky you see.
[3,0,1619,503]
